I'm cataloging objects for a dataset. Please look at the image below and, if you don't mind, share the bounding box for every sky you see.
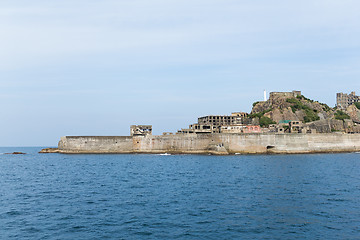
[1,0,360,146]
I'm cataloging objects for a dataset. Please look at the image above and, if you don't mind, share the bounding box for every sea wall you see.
[58,136,133,153]
[56,133,360,154]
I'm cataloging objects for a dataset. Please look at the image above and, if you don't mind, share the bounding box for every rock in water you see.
[39,148,60,153]
[4,152,26,155]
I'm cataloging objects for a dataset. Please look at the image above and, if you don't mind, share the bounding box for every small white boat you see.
[159,153,171,156]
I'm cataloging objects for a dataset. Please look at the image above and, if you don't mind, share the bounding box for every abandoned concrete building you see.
[269,118,360,134]
[336,91,360,109]
[130,125,152,136]
[176,113,261,134]
[177,124,220,134]
[220,125,261,134]
[131,90,360,136]
[270,90,302,99]
[231,112,248,118]
[178,123,262,134]
[268,120,317,134]
[289,121,303,133]
[198,115,243,126]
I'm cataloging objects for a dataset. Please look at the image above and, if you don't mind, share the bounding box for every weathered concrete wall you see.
[304,119,345,133]
[56,133,360,154]
[59,136,133,153]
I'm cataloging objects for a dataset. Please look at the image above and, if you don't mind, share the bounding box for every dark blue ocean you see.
[0,147,359,239]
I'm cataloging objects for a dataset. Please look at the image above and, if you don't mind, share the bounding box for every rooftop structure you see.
[130,125,152,136]
[268,90,302,105]
[231,112,248,118]
[269,90,301,100]
[177,124,220,134]
[336,91,360,109]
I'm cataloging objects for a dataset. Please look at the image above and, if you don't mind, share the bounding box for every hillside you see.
[346,103,360,123]
[249,94,334,125]
[246,92,360,132]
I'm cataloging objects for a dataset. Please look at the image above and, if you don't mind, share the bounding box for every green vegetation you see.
[248,108,275,127]
[286,98,320,123]
[334,110,350,121]
[286,98,309,113]
[303,109,320,123]
[248,108,272,119]
[296,95,314,103]
[297,95,331,112]
[319,102,332,112]
[259,116,276,127]
[252,101,260,107]
[355,102,360,110]
[286,98,298,105]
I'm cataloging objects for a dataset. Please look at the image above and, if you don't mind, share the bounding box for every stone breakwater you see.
[40,133,360,154]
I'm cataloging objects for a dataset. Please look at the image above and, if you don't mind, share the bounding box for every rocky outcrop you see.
[346,105,360,123]
[250,94,334,124]
[304,119,344,133]
[39,148,60,153]
[263,108,300,122]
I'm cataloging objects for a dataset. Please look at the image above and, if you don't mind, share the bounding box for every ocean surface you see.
[0,147,359,240]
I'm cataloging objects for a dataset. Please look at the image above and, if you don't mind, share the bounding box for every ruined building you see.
[177,115,236,134]
[198,114,243,126]
[132,90,360,136]
[269,90,301,99]
[177,113,259,134]
[130,125,152,136]
[268,90,302,104]
[220,125,261,134]
[336,92,360,109]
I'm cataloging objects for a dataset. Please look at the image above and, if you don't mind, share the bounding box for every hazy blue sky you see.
[1,0,360,146]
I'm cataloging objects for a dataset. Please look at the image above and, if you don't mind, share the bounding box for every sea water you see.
[0,147,359,239]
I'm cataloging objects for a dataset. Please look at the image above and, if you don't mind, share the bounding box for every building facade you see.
[198,115,242,126]
[269,90,302,100]
[221,125,261,134]
[336,92,360,109]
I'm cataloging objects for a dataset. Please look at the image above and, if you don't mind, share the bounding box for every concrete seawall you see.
[48,133,360,154]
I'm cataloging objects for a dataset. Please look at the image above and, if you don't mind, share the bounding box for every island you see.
[40,91,360,155]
